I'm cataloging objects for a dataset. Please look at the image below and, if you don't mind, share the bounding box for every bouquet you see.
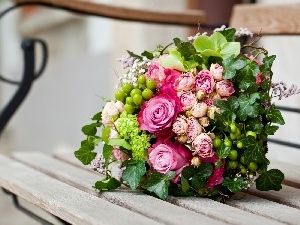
[75,26,299,202]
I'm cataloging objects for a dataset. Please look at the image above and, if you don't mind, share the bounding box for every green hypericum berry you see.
[228,160,238,169]
[138,75,146,84]
[240,155,246,165]
[213,137,222,148]
[122,83,133,93]
[142,88,153,100]
[246,131,257,139]
[228,150,238,161]
[224,139,232,147]
[133,94,143,105]
[130,88,142,97]
[124,104,135,114]
[237,141,243,149]
[230,123,237,133]
[126,96,133,105]
[115,90,126,102]
[248,162,258,172]
[146,78,157,90]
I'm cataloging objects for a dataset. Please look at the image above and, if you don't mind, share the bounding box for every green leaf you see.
[237,95,260,121]
[127,50,142,60]
[92,112,102,121]
[261,55,276,75]
[103,144,113,163]
[122,161,146,189]
[238,74,257,92]
[191,174,207,190]
[219,28,236,42]
[243,136,267,164]
[94,177,121,191]
[181,176,190,192]
[101,126,111,144]
[242,60,260,77]
[182,163,213,179]
[214,97,238,121]
[194,35,216,52]
[173,37,197,58]
[141,51,154,59]
[160,49,185,71]
[266,109,285,125]
[74,147,96,165]
[264,124,279,135]
[146,171,176,200]
[220,42,241,59]
[246,117,264,133]
[256,169,284,191]
[82,123,100,136]
[107,138,132,150]
[222,177,246,193]
[216,143,231,158]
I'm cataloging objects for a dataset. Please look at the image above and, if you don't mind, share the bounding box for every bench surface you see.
[0,151,300,225]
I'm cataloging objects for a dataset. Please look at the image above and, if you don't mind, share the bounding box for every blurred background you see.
[1,0,300,224]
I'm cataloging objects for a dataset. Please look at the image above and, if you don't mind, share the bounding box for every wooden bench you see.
[1,1,300,224]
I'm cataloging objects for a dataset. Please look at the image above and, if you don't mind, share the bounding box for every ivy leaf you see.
[107,138,132,150]
[264,124,279,135]
[243,136,267,164]
[237,95,260,121]
[182,163,213,179]
[181,176,190,192]
[173,37,197,58]
[141,51,154,59]
[222,56,246,79]
[256,169,284,191]
[122,161,146,190]
[238,73,257,92]
[246,117,264,133]
[94,177,121,191]
[74,146,96,165]
[127,50,142,60]
[242,60,260,77]
[214,97,238,121]
[266,109,285,125]
[82,123,100,136]
[146,171,176,200]
[216,143,231,158]
[219,28,236,42]
[102,144,113,165]
[191,174,207,190]
[261,55,276,76]
[222,177,246,193]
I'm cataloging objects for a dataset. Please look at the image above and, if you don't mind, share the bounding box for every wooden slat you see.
[25,151,287,225]
[13,152,227,225]
[227,193,300,225]
[248,185,300,209]
[13,0,205,26]
[0,154,161,225]
[230,4,300,35]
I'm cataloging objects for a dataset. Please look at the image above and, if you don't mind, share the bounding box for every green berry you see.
[228,161,238,169]
[230,123,237,133]
[237,141,243,149]
[146,78,157,90]
[213,137,222,148]
[246,131,257,139]
[142,88,154,100]
[122,83,133,93]
[130,88,142,97]
[133,94,143,105]
[224,139,232,147]
[241,168,247,174]
[230,132,238,140]
[240,155,246,165]
[115,90,126,102]
[228,150,238,161]
[124,104,135,114]
[126,97,133,105]
[248,162,258,172]
[138,75,146,84]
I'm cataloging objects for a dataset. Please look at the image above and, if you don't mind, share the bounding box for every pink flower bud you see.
[210,63,224,81]
[191,102,208,118]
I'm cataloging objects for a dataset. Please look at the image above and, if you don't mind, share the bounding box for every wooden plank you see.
[14,152,288,225]
[230,4,300,35]
[13,152,228,225]
[248,185,300,209]
[227,193,300,225]
[0,154,161,225]
[13,0,205,26]
[269,160,300,188]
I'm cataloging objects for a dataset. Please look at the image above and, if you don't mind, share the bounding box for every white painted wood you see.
[168,196,284,225]
[0,154,162,225]
[227,193,300,225]
[248,185,300,209]
[13,152,227,225]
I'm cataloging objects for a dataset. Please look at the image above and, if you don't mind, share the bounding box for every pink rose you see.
[192,133,214,158]
[174,72,195,92]
[138,93,182,134]
[206,159,225,188]
[191,102,208,118]
[203,98,213,107]
[172,115,188,135]
[158,68,181,97]
[102,101,120,126]
[210,63,223,81]
[195,70,214,94]
[113,148,129,162]
[148,139,192,183]
[146,58,165,87]
[187,117,202,143]
[216,80,235,97]
[179,91,197,110]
